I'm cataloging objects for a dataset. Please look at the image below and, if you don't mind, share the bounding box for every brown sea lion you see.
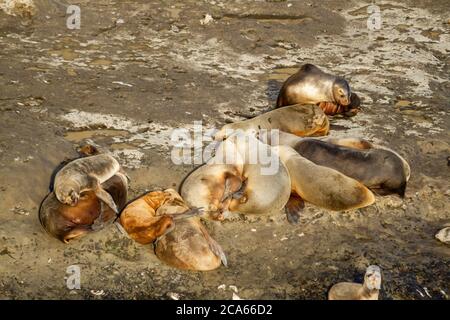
[274,145,375,223]
[266,132,410,197]
[120,189,226,270]
[276,64,360,116]
[39,173,128,243]
[53,154,122,213]
[214,104,329,141]
[328,265,382,300]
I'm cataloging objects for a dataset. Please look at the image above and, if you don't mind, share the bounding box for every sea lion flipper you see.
[171,207,204,220]
[285,194,305,225]
[95,186,119,214]
[199,224,227,267]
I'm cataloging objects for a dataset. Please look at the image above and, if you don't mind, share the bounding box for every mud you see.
[0,0,449,299]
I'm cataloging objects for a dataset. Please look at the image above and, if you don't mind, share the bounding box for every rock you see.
[418,140,450,154]
[435,227,450,244]
[395,100,412,108]
[200,13,214,25]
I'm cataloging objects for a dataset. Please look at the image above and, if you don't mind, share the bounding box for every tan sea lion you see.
[266,132,410,197]
[274,145,375,223]
[53,154,122,213]
[39,173,128,243]
[120,189,226,269]
[181,133,291,220]
[155,217,225,271]
[214,104,329,141]
[328,265,382,300]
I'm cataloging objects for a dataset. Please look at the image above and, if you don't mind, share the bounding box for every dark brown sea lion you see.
[276,64,359,116]
[39,173,128,243]
[268,132,411,197]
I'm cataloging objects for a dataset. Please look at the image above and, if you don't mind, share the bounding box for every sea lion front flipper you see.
[91,201,105,231]
[285,194,305,225]
[199,224,228,267]
[94,186,119,214]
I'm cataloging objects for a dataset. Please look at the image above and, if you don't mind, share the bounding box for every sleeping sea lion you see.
[53,154,122,213]
[39,173,128,243]
[265,132,410,197]
[181,133,291,220]
[120,189,227,269]
[328,265,382,300]
[274,145,375,223]
[214,104,329,141]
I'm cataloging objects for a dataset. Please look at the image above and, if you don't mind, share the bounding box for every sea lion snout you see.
[56,187,79,206]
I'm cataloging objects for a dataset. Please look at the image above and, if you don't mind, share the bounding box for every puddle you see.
[64,129,129,142]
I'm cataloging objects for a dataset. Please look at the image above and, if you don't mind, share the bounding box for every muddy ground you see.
[0,0,449,300]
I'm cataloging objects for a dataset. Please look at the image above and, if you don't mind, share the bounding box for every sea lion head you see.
[56,185,80,206]
[332,77,351,106]
[364,265,382,290]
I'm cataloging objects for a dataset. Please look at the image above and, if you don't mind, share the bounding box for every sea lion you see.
[39,173,128,243]
[181,133,291,220]
[214,104,329,141]
[317,92,361,117]
[119,189,206,242]
[274,145,375,222]
[276,64,360,116]
[328,265,382,300]
[120,189,227,269]
[276,64,351,107]
[265,132,410,197]
[155,217,226,271]
[53,154,122,213]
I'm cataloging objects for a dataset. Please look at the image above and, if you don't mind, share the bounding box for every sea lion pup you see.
[120,189,227,269]
[328,265,382,300]
[317,92,361,117]
[181,133,291,220]
[53,154,122,213]
[214,103,329,141]
[39,173,128,243]
[274,145,375,223]
[265,132,410,197]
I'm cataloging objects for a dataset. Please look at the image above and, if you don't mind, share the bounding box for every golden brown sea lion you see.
[39,173,128,243]
[328,265,382,300]
[276,64,351,106]
[120,189,227,270]
[53,154,122,213]
[274,145,375,222]
[214,104,329,141]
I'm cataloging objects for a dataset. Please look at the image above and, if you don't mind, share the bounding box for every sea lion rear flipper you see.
[285,194,305,225]
[199,224,228,267]
[221,176,244,202]
[95,186,119,214]
[171,207,205,220]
